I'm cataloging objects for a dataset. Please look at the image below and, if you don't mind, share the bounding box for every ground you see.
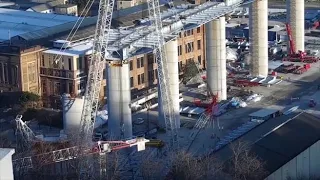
[127,58,320,178]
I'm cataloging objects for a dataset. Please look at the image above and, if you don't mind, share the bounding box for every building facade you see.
[0,46,43,95]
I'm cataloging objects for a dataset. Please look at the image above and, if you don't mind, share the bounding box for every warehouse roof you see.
[249,105,283,118]
[0,8,80,41]
[252,112,320,177]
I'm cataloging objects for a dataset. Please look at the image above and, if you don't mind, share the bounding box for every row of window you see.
[130,69,159,87]
[177,40,202,55]
[41,55,84,71]
[179,27,201,38]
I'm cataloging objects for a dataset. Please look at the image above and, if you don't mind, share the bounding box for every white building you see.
[0,148,15,180]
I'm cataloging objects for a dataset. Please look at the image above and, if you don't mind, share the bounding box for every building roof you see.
[0,148,15,161]
[252,112,320,177]
[0,8,80,42]
[54,4,77,8]
[249,105,283,118]
[44,40,93,56]
[28,3,51,12]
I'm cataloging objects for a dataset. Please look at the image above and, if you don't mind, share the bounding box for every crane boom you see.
[147,0,178,148]
[12,137,149,171]
[78,0,115,177]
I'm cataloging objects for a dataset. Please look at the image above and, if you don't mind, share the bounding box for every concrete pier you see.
[205,16,227,101]
[158,39,180,129]
[287,0,305,52]
[107,63,132,139]
[249,0,268,76]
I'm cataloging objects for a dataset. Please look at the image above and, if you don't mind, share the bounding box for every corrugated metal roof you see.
[253,112,320,176]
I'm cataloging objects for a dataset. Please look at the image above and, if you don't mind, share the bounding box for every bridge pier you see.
[158,39,180,129]
[287,0,304,52]
[205,16,227,101]
[249,0,268,77]
[107,63,132,139]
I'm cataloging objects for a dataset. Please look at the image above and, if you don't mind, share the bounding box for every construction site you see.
[1,0,320,179]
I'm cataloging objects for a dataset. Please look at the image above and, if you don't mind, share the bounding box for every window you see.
[130,77,134,87]
[141,73,145,84]
[197,27,201,33]
[41,55,45,66]
[137,58,140,68]
[69,83,73,94]
[140,57,144,67]
[154,69,158,79]
[130,61,133,70]
[68,58,72,70]
[185,42,194,53]
[179,32,181,38]
[78,81,85,91]
[0,63,3,83]
[198,55,201,65]
[27,63,36,83]
[178,61,183,72]
[42,81,46,94]
[197,40,201,50]
[178,45,182,56]
[148,70,154,82]
[54,82,61,95]
[77,57,83,70]
[138,74,141,85]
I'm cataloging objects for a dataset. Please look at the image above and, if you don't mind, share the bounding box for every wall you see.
[265,140,320,180]
[40,52,86,97]
[178,25,206,71]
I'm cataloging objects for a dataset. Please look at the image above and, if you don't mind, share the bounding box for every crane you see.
[12,137,149,171]
[283,23,319,63]
[147,0,179,148]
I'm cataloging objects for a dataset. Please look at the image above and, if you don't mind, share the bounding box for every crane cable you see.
[53,0,95,64]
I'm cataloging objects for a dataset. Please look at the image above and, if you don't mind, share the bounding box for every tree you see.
[229,141,268,180]
[182,59,199,84]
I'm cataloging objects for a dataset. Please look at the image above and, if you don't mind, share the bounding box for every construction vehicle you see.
[234,79,260,87]
[283,23,319,63]
[309,99,317,108]
[146,139,165,148]
[293,64,311,74]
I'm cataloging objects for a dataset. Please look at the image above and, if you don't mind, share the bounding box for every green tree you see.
[182,59,199,84]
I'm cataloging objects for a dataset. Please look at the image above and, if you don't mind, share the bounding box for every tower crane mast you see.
[77,0,115,177]
[147,0,179,148]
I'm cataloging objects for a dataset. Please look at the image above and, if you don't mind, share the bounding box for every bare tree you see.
[140,155,165,180]
[229,141,268,180]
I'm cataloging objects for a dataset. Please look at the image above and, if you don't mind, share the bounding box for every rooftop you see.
[44,40,93,56]
[0,148,15,161]
[0,8,80,42]
[249,105,284,118]
[252,112,320,177]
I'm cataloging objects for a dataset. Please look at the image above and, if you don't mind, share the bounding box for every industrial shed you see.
[250,112,320,180]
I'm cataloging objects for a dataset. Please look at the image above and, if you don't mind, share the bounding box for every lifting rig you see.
[283,23,319,63]
[12,0,178,177]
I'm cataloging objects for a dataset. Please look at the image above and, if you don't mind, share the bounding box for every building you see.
[257,112,320,179]
[116,0,146,10]
[0,8,96,95]
[0,148,15,180]
[40,0,205,100]
[0,0,205,104]
[25,0,75,16]
[40,40,91,98]
[54,4,78,16]
[214,112,320,180]
[0,45,44,94]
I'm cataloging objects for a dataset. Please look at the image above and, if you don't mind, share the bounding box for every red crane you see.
[283,23,319,63]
